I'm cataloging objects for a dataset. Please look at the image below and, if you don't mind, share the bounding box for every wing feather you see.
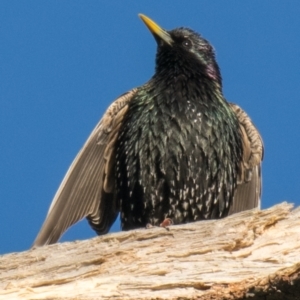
[229,103,264,215]
[33,88,137,246]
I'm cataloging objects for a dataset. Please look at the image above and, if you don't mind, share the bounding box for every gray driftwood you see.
[1,202,300,300]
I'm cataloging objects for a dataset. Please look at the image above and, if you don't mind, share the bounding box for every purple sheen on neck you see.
[206,64,218,80]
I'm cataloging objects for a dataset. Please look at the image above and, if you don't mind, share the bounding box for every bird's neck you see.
[152,67,224,107]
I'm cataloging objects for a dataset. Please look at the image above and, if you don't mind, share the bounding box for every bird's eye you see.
[182,39,192,48]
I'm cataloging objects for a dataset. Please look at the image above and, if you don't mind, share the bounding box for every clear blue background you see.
[1,1,299,254]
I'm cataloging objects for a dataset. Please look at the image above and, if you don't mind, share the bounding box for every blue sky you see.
[1,1,300,254]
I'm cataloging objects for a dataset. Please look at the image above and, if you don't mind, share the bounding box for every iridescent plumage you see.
[33,15,263,246]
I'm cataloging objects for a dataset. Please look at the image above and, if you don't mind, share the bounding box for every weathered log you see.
[1,202,300,300]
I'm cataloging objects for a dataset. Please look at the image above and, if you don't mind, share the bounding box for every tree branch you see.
[1,202,300,300]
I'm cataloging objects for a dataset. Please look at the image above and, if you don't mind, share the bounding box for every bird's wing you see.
[229,103,264,215]
[33,88,138,246]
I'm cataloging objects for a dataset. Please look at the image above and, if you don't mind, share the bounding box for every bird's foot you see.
[145,218,173,230]
[160,218,173,228]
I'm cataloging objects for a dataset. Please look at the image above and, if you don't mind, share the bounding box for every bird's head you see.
[139,14,222,86]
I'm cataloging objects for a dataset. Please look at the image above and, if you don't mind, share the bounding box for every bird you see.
[33,14,263,247]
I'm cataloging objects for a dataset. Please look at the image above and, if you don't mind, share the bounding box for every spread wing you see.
[33,88,138,246]
[229,103,264,215]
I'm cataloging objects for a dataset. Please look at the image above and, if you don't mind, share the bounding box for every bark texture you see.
[1,202,300,300]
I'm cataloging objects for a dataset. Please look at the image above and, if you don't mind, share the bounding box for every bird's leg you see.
[160,218,173,228]
[145,218,173,230]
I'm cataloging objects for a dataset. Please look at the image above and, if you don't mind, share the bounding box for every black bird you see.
[33,14,263,246]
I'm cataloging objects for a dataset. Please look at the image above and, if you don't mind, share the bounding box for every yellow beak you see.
[139,14,173,46]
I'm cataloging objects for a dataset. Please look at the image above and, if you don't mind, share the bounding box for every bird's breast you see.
[115,84,242,229]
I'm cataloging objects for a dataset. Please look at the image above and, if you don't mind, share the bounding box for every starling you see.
[33,14,263,246]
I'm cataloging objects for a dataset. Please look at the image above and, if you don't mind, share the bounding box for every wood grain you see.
[1,202,300,300]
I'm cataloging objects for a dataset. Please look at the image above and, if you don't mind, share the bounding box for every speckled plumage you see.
[33,15,263,246]
[116,72,242,229]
